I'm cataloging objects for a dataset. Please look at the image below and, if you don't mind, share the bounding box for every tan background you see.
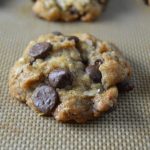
[0,0,150,149]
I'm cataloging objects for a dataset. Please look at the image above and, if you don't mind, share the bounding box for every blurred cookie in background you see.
[32,0,108,22]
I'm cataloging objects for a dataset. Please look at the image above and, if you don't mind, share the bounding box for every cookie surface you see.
[9,33,132,123]
[32,0,107,22]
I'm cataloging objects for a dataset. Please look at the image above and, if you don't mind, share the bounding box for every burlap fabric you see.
[0,0,149,149]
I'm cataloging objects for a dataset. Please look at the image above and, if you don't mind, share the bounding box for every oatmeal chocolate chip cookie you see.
[9,33,132,123]
[32,0,108,22]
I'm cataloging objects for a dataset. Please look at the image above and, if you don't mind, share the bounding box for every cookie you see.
[9,33,132,123]
[32,0,108,22]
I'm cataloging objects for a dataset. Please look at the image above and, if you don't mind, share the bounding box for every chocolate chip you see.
[86,65,102,83]
[48,69,73,88]
[68,36,80,44]
[69,6,79,15]
[32,0,37,2]
[29,42,52,59]
[95,59,103,65]
[117,81,134,92]
[82,58,89,66]
[52,31,63,36]
[32,85,59,115]
[68,36,80,49]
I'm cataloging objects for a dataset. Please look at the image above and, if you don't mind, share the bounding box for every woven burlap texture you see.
[0,0,150,149]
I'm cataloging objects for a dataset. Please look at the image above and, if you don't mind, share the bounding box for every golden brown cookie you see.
[32,0,108,22]
[9,33,133,123]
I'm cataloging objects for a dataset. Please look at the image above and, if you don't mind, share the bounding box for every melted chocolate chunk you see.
[32,85,59,115]
[68,36,80,44]
[48,69,73,88]
[95,59,103,65]
[69,6,79,15]
[29,42,52,59]
[117,81,134,92]
[82,58,89,66]
[86,65,102,83]
[68,36,80,49]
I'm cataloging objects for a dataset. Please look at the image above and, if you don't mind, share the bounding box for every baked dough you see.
[9,33,132,123]
[32,0,108,22]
